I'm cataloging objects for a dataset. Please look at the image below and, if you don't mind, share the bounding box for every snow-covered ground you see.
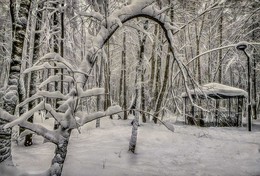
[8,115,260,176]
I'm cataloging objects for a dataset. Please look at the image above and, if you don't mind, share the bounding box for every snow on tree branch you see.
[4,101,45,129]
[38,75,74,89]
[78,105,123,126]
[23,62,56,74]
[35,53,76,72]
[0,108,62,144]
[78,11,104,21]
[44,103,64,124]
[77,87,105,98]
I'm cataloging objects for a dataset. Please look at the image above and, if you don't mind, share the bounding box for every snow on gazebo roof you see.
[181,83,248,99]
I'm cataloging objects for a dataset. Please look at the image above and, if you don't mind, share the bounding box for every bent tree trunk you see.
[49,131,71,176]
[0,0,31,163]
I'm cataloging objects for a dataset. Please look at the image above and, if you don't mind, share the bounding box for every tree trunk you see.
[24,0,44,147]
[153,4,174,122]
[153,26,162,123]
[147,24,158,117]
[141,65,146,123]
[60,0,64,93]
[96,54,104,128]
[129,65,141,153]
[129,19,148,152]
[154,51,170,122]
[52,1,60,130]
[218,11,223,84]
[104,43,112,118]
[0,0,31,163]
[49,131,71,176]
[119,32,126,107]
[122,33,127,120]
[251,6,258,119]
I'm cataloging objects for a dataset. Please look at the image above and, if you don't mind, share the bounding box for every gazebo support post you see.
[215,99,219,127]
[237,97,243,127]
[228,98,231,124]
[184,97,187,124]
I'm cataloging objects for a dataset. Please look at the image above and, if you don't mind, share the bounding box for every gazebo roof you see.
[181,83,248,99]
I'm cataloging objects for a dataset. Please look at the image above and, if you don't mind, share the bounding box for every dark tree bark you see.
[140,20,148,123]
[147,24,158,116]
[251,2,259,119]
[218,10,223,84]
[96,54,104,128]
[50,130,71,176]
[141,65,146,123]
[24,0,44,147]
[52,1,60,130]
[122,32,127,120]
[153,26,162,123]
[0,0,31,163]
[153,4,174,123]
[104,43,112,118]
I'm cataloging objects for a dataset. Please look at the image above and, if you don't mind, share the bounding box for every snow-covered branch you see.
[78,105,123,126]
[23,62,56,74]
[39,75,74,89]
[78,11,104,21]
[0,108,62,144]
[35,53,76,72]
[4,101,45,129]
[77,87,105,98]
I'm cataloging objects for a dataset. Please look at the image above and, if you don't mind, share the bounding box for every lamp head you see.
[236,42,248,51]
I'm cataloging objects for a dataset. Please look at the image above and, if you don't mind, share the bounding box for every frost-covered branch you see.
[78,11,104,21]
[39,75,74,89]
[23,62,57,74]
[34,53,77,73]
[4,101,45,129]
[0,108,62,144]
[131,109,175,132]
[77,87,105,98]
[78,105,123,125]
[17,91,68,107]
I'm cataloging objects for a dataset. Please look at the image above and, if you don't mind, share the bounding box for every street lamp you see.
[236,42,251,131]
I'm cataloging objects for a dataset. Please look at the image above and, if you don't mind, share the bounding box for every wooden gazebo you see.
[182,83,248,127]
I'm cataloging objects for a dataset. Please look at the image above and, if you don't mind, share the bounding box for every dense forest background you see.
[0,0,259,117]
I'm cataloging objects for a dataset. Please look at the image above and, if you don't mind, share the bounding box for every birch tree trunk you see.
[0,0,31,163]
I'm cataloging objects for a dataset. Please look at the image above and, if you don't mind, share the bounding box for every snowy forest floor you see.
[8,115,260,176]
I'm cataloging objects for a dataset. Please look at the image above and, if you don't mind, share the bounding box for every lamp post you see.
[236,43,251,131]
